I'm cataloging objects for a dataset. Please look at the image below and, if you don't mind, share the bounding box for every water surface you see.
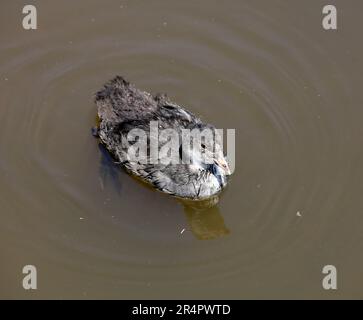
[1,0,363,299]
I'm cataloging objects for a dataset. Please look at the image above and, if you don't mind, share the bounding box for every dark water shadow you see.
[98,143,123,194]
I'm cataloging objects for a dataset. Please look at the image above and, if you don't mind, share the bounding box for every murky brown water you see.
[1,0,363,299]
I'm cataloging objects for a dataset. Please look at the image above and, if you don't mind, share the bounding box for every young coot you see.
[94,76,231,200]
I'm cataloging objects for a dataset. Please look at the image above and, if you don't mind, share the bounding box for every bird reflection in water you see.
[179,197,230,240]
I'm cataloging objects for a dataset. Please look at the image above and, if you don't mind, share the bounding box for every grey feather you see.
[95,76,231,200]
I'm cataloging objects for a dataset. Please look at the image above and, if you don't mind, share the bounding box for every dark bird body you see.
[95,76,231,200]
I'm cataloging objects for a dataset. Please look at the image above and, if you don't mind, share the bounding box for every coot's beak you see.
[214,158,231,176]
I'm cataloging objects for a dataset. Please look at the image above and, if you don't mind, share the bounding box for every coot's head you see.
[180,125,231,190]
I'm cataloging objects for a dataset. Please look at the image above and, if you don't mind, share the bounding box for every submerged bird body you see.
[95,76,231,200]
